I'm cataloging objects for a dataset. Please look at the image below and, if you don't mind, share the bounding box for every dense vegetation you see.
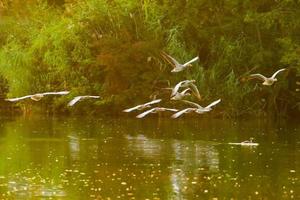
[0,0,299,117]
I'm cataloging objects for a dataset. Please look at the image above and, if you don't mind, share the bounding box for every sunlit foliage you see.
[0,0,299,116]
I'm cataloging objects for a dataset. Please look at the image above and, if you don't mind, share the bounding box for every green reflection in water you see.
[0,116,298,199]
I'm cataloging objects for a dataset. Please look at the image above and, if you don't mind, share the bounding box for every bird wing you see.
[81,95,100,99]
[160,87,173,91]
[68,96,82,106]
[165,108,178,112]
[171,108,193,118]
[144,99,162,106]
[183,56,199,66]
[205,99,221,109]
[87,96,100,99]
[123,105,142,112]
[180,100,203,109]
[161,51,181,67]
[5,95,33,102]
[249,74,267,81]
[136,108,156,118]
[181,88,190,95]
[271,68,286,79]
[161,52,176,68]
[42,91,70,96]
[171,81,184,96]
[188,83,201,100]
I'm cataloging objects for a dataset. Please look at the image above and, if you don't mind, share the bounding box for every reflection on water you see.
[7,178,66,198]
[0,116,298,199]
[126,134,163,158]
[68,135,80,161]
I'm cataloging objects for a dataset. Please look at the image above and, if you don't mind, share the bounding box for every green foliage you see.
[0,0,299,117]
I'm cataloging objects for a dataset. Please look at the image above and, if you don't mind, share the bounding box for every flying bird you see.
[123,99,162,113]
[171,80,201,101]
[68,96,100,106]
[248,68,286,86]
[171,88,191,101]
[171,99,221,118]
[5,91,70,102]
[136,107,178,118]
[161,52,199,73]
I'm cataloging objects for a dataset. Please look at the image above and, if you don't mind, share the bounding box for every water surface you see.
[0,116,299,199]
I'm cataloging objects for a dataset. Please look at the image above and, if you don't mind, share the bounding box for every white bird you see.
[123,99,162,112]
[249,68,286,86]
[228,138,259,146]
[161,52,199,73]
[67,96,100,106]
[136,107,178,118]
[171,80,201,101]
[171,99,221,118]
[171,88,191,100]
[5,91,70,102]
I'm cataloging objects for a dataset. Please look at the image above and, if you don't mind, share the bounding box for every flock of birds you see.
[5,91,100,107]
[4,52,287,117]
[123,52,287,118]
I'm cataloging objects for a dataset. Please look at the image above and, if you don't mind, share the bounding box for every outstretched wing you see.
[164,108,178,112]
[205,99,221,109]
[5,95,33,102]
[180,88,191,95]
[42,91,70,96]
[68,96,82,106]
[249,74,267,81]
[144,99,162,106]
[136,108,156,118]
[123,105,141,112]
[86,95,100,99]
[171,108,193,118]
[180,100,202,109]
[161,51,181,67]
[171,81,184,97]
[160,87,173,91]
[271,68,286,79]
[183,56,199,66]
[188,83,201,100]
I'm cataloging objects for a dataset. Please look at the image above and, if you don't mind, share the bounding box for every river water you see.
[0,116,298,199]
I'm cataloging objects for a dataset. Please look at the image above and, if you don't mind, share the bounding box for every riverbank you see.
[1,101,299,120]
